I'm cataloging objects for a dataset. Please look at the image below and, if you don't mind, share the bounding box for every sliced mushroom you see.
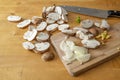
[42,7,47,19]
[57,20,64,24]
[28,25,36,31]
[100,19,110,30]
[58,24,69,31]
[7,15,22,22]
[17,19,31,28]
[36,21,47,31]
[41,52,54,61]
[46,23,58,32]
[76,30,93,40]
[22,41,35,50]
[61,29,76,36]
[34,42,50,53]
[81,19,93,28]
[81,39,100,48]
[47,12,61,21]
[23,29,37,41]
[36,32,49,42]
[88,27,98,36]
[31,16,42,24]
[46,18,56,24]
[46,6,54,13]
[61,14,68,23]
[55,6,62,15]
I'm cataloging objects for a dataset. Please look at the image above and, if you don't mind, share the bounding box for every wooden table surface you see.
[0,0,120,80]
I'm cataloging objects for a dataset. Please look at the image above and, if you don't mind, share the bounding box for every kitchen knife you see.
[60,5,120,18]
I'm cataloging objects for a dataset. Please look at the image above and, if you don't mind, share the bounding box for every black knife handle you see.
[108,10,120,17]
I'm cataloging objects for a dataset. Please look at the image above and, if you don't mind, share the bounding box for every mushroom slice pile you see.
[35,42,50,53]
[23,28,37,41]
[36,32,49,42]
[36,21,47,31]
[58,24,69,31]
[17,19,31,28]
[46,23,58,32]
[22,41,35,50]
[81,19,93,28]
[81,39,100,48]
[7,15,22,22]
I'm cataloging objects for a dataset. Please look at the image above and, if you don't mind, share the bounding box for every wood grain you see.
[0,0,120,80]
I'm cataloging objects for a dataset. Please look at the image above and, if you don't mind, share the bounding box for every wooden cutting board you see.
[50,23,120,76]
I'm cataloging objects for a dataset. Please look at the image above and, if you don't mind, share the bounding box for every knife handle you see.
[108,10,120,17]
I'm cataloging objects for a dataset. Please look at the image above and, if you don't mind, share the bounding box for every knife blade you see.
[60,5,120,18]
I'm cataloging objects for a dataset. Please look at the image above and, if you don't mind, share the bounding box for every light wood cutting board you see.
[50,23,120,76]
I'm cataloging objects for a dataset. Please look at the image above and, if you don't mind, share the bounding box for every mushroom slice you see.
[22,41,35,50]
[81,19,93,28]
[81,39,100,48]
[7,15,22,22]
[46,23,58,32]
[36,21,47,31]
[76,30,93,40]
[23,29,37,41]
[28,25,36,31]
[17,19,31,28]
[58,24,69,31]
[42,7,47,18]
[94,22,101,27]
[35,42,50,53]
[57,20,64,24]
[55,6,62,15]
[46,6,54,12]
[61,14,68,22]
[61,29,76,36]
[100,19,110,30]
[46,18,56,24]
[36,32,49,42]
[73,27,88,33]
[31,16,42,24]
[47,12,61,21]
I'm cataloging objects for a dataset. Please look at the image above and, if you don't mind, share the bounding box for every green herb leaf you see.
[76,16,81,23]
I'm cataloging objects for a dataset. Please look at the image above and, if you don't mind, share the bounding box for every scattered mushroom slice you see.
[81,19,93,28]
[46,23,58,32]
[46,18,56,24]
[57,20,64,24]
[35,42,50,53]
[41,52,54,61]
[36,32,49,42]
[81,39,100,48]
[58,24,69,31]
[22,41,35,50]
[47,12,61,21]
[7,15,22,22]
[55,6,62,15]
[73,27,88,33]
[36,21,47,31]
[17,19,31,28]
[100,19,110,30]
[61,29,76,36]
[23,29,37,41]
[61,14,68,23]
[31,16,42,24]
[94,22,101,27]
